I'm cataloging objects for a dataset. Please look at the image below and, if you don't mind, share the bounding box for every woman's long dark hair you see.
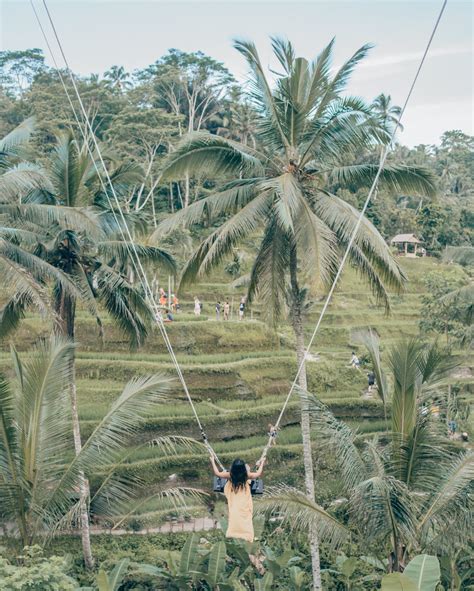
[230,459,248,491]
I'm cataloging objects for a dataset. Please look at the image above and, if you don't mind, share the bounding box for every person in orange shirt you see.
[210,456,265,542]
[172,294,179,312]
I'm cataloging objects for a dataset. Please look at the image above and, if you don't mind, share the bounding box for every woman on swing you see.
[210,455,266,542]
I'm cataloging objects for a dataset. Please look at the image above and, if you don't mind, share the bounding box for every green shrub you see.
[0,546,77,591]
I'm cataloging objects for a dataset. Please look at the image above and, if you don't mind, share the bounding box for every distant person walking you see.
[194,297,201,317]
[351,351,361,370]
[448,419,457,438]
[367,371,375,392]
[223,300,230,321]
[216,301,221,320]
[239,297,245,320]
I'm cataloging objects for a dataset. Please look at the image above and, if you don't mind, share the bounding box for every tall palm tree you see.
[0,337,201,549]
[0,131,175,568]
[372,93,404,135]
[152,38,436,589]
[104,65,132,92]
[264,338,472,585]
[0,119,81,316]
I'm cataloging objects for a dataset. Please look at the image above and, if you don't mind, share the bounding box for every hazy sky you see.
[1,0,473,146]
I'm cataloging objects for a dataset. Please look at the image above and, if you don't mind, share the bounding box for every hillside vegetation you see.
[2,256,470,529]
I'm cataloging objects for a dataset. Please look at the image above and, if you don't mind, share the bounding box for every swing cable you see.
[255,0,448,466]
[31,0,448,474]
[30,0,225,470]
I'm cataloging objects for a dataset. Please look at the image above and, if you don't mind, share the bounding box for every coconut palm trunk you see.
[54,284,94,569]
[290,248,322,589]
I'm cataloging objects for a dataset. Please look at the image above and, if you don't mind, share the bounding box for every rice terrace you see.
[0,0,472,589]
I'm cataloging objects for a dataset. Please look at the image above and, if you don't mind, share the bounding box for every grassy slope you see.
[1,257,472,527]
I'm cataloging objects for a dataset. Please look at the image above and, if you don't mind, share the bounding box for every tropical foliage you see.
[0,338,202,551]
[0,33,471,591]
[0,128,175,345]
[263,337,473,578]
[152,37,438,589]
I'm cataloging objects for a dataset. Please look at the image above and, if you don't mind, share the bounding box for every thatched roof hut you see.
[390,233,424,257]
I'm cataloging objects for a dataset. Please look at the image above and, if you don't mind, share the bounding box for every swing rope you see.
[256,0,448,466]
[31,0,447,475]
[31,0,225,470]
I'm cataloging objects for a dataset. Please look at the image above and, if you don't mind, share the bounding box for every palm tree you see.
[0,131,175,568]
[104,65,132,92]
[152,38,436,589]
[0,119,82,316]
[217,87,258,148]
[264,338,472,585]
[372,93,404,135]
[0,337,202,550]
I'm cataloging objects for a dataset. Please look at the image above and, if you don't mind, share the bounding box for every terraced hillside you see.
[0,257,471,528]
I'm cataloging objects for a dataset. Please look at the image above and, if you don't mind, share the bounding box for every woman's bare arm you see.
[248,458,265,479]
[210,455,230,479]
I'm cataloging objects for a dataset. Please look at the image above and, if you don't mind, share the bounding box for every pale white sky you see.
[1,0,473,146]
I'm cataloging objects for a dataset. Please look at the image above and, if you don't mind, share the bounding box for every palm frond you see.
[180,190,272,286]
[328,164,437,197]
[0,117,36,158]
[301,97,376,165]
[81,374,173,463]
[19,338,75,496]
[110,487,208,531]
[0,203,104,240]
[334,43,373,89]
[247,222,290,325]
[350,470,417,548]
[106,160,144,193]
[234,39,290,151]
[97,241,176,275]
[389,338,422,440]
[271,37,296,75]
[347,243,393,312]
[311,190,406,311]
[50,131,93,207]
[416,451,474,543]
[302,393,368,492]
[0,372,19,489]
[312,190,406,294]
[92,437,204,521]
[0,292,32,340]
[416,341,458,389]
[439,281,473,325]
[160,132,264,182]
[152,179,261,239]
[46,373,174,521]
[393,411,452,490]
[0,163,52,201]
[256,484,348,548]
[294,196,338,289]
[304,38,335,113]
[0,238,85,305]
[96,265,154,349]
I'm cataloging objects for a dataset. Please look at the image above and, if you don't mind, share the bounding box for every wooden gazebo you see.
[390,233,424,257]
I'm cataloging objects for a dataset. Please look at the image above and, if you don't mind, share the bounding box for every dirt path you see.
[90,517,220,536]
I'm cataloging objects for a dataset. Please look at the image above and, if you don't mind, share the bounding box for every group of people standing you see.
[158,287,179,311]
[155,288,248,321]
[195,297,246,321]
